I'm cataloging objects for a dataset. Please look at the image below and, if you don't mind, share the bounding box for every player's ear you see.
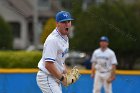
[107,42,109,46]
[56,22,60,27]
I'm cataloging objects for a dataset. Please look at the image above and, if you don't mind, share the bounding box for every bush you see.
[0,51,41,68]
[0,16,13,50]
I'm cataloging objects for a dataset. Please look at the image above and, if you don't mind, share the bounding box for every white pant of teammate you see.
[36,71,62,93]
[93,71,112,93]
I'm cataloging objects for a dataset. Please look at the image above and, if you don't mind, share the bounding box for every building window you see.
[9,22,21,38]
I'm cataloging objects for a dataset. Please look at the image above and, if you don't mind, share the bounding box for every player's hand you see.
[63,69,67,74]
[62,67,80,86]
[111,74,116,80]
[91,73,95,78]
[61,76,67,86]
[107,75,115,83]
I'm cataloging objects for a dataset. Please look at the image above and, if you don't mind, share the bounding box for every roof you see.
[6,0,62,18]
[7,0,33,17]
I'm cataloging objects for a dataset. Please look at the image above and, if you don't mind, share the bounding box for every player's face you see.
[99,41,109,48]
[57,20,72,35]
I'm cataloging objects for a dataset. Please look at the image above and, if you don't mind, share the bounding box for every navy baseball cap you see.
[56,11,74,22]
[100,36,109,42]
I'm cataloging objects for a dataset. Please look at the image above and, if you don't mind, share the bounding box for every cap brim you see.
[100,40,109,42]
[59,18,74,22]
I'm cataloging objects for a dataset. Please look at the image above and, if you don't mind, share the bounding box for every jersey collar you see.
[100,48,108,52]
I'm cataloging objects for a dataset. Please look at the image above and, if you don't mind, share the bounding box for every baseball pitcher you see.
[91,36,118,93]
[36,11,80,93]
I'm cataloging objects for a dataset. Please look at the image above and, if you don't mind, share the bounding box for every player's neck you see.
[100,47,108,51]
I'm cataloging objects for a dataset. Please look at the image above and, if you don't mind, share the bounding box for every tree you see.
[40,18,56,44]
[70,1,140,69]
[0,16,13,50]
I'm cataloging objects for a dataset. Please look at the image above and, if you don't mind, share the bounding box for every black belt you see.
[100,71,110,73]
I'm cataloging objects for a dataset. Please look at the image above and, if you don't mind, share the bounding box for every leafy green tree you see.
[40,18,56,44]
[70,1,140,69]
[0,16,13,50]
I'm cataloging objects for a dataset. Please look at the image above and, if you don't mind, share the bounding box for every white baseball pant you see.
[36,71,62,93]
[93,71,112,93]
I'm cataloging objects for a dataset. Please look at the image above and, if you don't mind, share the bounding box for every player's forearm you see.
[45,62,63,80]
[111,64,116,77]
[63,64,67,74]
[91,63,96,73]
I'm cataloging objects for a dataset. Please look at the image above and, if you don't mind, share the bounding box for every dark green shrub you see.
[0,51,41,68]
[0,16,13,50]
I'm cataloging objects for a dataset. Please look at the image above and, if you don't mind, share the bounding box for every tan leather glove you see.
[62,67,80,86]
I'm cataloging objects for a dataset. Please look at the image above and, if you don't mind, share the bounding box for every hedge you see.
[0,51,41,68]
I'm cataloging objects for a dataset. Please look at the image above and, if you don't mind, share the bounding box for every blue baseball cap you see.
[56,11,74,22]
[100,36,109,42]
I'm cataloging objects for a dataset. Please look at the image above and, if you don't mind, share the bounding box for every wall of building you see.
[0,1,29,49]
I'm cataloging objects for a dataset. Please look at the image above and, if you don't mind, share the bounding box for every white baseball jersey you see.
[91,48,117,72]
[38,28,69,74]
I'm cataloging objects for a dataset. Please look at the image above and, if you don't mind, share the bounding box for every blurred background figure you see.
[91,36,117,93]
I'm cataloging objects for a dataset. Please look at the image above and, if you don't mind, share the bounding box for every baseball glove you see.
[107,76,115,83]
[64,67,80,86]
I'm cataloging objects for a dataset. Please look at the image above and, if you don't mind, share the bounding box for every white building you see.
[0,0,62,49]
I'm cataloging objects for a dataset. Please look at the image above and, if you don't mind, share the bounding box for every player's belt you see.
[100,71,110,73]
